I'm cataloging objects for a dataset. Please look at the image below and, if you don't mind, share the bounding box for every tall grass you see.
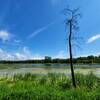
[0,73,99,100]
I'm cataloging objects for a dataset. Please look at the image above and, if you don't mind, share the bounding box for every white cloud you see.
[21,47,44,60]
[14,53,27,60]
[87,34,100,43]
[13,47,33,60]
[0,47,44,60]
[53,50,66,58]
[23,47,30,55]
[32,54,44,60]
[0,48,67,60]
[0,48,14,60]
[0,30,22,46]
[0,30,12,42]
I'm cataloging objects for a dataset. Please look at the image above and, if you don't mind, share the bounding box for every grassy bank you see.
[0,73,100,100]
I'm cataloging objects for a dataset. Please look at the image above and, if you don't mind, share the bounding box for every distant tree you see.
[44,56,52,63]
[64,8,81,88]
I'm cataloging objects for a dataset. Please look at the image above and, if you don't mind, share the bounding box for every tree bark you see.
[69,20,76,88]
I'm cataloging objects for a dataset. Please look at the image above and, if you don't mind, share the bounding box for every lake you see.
[0,63,99,76]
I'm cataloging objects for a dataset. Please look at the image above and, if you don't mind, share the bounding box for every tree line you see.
[0,55,100,64]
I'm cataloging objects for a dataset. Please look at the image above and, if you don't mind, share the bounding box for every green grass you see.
[0,73,99,100]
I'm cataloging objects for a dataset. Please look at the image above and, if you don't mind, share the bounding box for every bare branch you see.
[63,7,82,88]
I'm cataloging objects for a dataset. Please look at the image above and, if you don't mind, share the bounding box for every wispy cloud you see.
[0,48,67,60]
[0,30,12,42]
[28,21,56,39]
[87,34,100,43]
[0,47,44,60]
[53,50,66,59]
[0,30,23,47]
[28,27,47,38]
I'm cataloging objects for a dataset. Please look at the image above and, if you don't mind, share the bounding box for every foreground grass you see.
[0,73,100,100]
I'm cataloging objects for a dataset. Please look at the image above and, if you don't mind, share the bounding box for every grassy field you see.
[0,73,100,100]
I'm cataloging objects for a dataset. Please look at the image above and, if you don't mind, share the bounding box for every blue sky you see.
[0,0,100,60]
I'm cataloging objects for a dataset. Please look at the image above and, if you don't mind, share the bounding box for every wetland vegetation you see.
[0,73,99,100]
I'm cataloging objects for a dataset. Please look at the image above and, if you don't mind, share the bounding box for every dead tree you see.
[64,8,81,88]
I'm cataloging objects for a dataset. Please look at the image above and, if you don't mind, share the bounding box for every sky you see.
[0,0,100,60]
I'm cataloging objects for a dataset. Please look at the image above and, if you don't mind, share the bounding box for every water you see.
[0,64,99,76]
[1,63,100,68]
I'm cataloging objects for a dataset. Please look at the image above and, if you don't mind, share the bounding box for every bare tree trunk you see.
[69,20,76,88]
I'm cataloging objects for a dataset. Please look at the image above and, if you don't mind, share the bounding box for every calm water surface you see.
[0,64,99,76]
